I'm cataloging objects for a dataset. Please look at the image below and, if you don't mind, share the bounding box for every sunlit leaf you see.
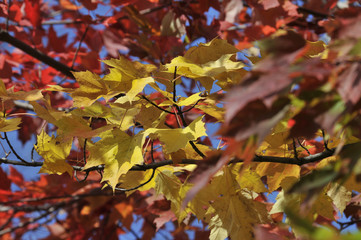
[36,131,73,176]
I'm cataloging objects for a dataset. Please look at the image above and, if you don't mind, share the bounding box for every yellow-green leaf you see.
[207,168,269,240]
[155,169,191,221]
[184,38,239,64]
[146,116,207,153]
[0,80,43,101]
[71,71,108,107]
[327,183,351,214]
[0,117,21,132]
[124,76,154,102]
[36,131,73,176]
[84,129,146,189]
[235,167,268,193]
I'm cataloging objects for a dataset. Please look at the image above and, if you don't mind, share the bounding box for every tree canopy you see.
[1,0,361,239]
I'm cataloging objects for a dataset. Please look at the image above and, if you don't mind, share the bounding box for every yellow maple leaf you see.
[107,102,140,131]
[326,183,351,214]
[84,129,146,189]
[0,117,21,132]
[117,169,156,196]
[184,39,240,64]
[36,131,73,176]
[234,166,268,193]
[31,95,65,124]
[162,39,244,92]
[159,92,204,107]
[271,177,335,222]
[102,58,156,102]
[103,57,156,82]
[155,170,191,221]
[195,104,224,122]
[207,168,269,240]
[164,142,211,163]
[0,80,43,101]
[166,54,244,79]
[135,104,167,130]
[256,162,300,192]
[146,116,207,153]
[125,76,154,102]
[71,71,108,107]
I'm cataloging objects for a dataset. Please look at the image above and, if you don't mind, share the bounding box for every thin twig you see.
[1,189,118,205]
[173,66,177,102]
[151,140,155,163]
[114,168,156,192]
[74,170,89,182]
[297,138,310,155]
[337,218,361,231]
[3,132,29,164]
[181,99,202,113]
[171,67,205,158]
[322,129,331,151]
[0,203,64,236]
[58,25,89,85]
[141,95,175,114]
[292,138,299,162]
[0,141,353,172]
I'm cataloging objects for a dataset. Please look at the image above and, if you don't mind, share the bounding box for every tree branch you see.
[0,141,348,173]
[0,30,75,79]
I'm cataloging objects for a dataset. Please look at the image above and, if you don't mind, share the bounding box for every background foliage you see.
[1,0,361,239]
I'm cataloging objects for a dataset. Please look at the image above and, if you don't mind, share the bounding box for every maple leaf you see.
[146,116,207,153]
[155,169,191,221]
[206,168,269,240]
[84,129,146,189]
[0,117,21,132]
[102,57,156,102]
[164,39,244,91]
[0,80,43,102]
[36,131,73,176]
[25,0,42,27]
[71,71,108,107]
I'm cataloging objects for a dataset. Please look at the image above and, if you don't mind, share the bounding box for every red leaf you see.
[0,167,11,190]
[48,26,67,53]
[9,166,24,186]
[78,0,98,10]
[25,0,42,27]
[80,51,100,71]
[9,4,22,22]
[103,29,129,57]
[0,55,13,78]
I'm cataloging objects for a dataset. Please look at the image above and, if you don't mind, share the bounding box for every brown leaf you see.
[222,99,290,143]
[337,63,361,106]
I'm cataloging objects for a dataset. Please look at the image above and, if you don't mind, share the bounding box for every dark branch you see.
[141,95,175,114]
[114,168,156,192]
[0,30,75,79]
[2,142,355,174]
[4,132,29,164]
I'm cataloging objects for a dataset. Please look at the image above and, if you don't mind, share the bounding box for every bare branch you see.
[114,168,156,192]
[1,141,355,174]
[141,95,175,114]
[4,132,29,164]
[0,30,75,79]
